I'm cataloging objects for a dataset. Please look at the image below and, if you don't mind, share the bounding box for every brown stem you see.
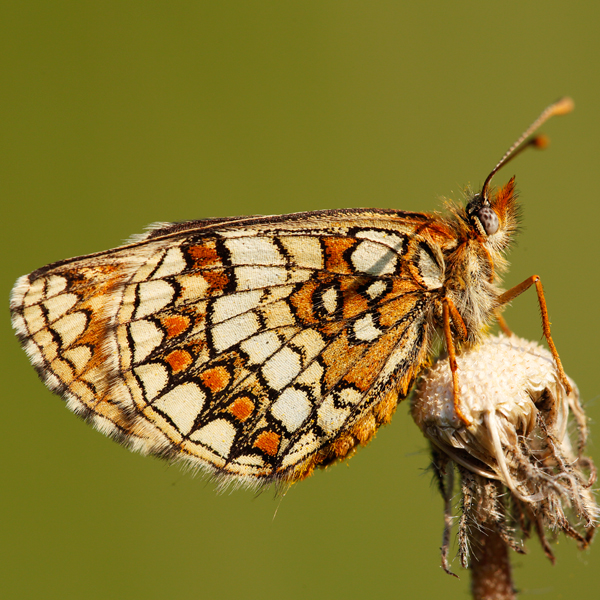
[470,525,516,600]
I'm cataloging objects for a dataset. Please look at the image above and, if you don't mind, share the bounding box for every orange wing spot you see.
[200,366,231,393]
[388,278,419,299]
[340,290,369,320]
[377,295,416,328]
[290,280,319,324]
[203,270,229,294]
[188,244,221,268]
[228,396,255,421]
[316,271,335,284]
[343,330,399,392]
[322,237,356,274]
[254,431,280,456]
[162,315,191,338]
[321,331,364,389]
[165,349,193,373]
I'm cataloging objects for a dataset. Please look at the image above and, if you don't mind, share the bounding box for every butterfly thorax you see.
[437,178,519,345]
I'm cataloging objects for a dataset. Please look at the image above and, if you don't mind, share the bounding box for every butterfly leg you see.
[498,275,572,394]
[442,297,471,426]
[494,310,512,336]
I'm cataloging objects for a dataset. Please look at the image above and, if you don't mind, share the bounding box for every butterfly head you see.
[466,194,500,237]
[462,177,518,254]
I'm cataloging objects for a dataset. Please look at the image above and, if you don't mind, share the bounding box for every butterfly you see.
[10,98,574,490]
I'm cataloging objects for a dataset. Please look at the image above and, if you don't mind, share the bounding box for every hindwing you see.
[11,208,452,486]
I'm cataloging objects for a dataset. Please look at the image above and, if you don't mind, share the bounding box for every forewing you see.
[11,209,447,486]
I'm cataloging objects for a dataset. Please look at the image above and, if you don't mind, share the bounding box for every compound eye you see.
[476,206,499,235]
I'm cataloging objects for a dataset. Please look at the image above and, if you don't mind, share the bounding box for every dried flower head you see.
[412,334,597,571]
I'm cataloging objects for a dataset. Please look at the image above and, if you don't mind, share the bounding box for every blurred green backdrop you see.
[2,2,599,599]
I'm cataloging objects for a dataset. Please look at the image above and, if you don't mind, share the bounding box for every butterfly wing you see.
[11,208,449,487]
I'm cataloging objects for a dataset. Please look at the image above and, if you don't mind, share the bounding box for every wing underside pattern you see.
[11,210,447,487]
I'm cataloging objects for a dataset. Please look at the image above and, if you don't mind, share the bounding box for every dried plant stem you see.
[470,525,515,600]
[414,335,598,597]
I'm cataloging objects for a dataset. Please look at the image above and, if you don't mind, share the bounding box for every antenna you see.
[480,97,574,202]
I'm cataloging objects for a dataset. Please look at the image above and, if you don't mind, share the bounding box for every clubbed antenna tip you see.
[481,97,574,202]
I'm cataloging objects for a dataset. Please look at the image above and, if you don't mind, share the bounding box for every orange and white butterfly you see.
[10,98,573,490]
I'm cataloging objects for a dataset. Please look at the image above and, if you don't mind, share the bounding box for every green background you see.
[2,3,599,599]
